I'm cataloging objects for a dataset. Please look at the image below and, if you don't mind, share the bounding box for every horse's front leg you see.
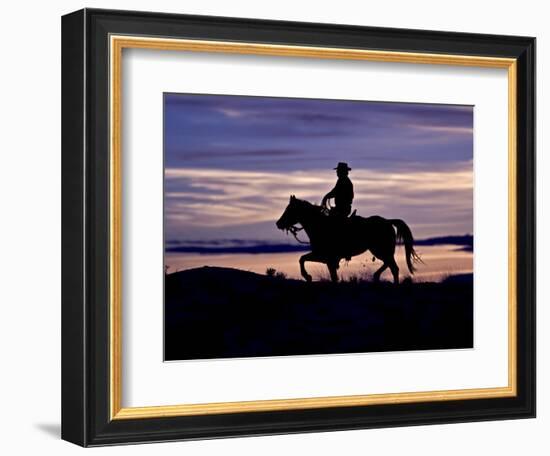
[299,252,321,282]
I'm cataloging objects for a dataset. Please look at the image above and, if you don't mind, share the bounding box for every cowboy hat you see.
[334,162,352,171]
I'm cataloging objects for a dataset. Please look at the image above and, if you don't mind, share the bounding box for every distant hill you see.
[165,234,473,254]
[165,243,309,254]
[164,266,473,361]
[415,235,473,251]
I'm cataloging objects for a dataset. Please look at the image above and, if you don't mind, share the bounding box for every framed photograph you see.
[62,8,535,446]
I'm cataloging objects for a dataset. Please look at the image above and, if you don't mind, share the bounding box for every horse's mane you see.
[294,198,327,216]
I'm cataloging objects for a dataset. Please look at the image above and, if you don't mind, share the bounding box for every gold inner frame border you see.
[109,35,517,420]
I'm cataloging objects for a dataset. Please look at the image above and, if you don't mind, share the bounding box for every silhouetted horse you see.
[276,195,421,283]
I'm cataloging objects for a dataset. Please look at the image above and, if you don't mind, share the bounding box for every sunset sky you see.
[164,93,473,247]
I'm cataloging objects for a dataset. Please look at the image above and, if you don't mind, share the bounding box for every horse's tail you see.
[389,219,422,274]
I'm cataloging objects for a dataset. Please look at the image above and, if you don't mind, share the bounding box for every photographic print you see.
[163,93,474,361]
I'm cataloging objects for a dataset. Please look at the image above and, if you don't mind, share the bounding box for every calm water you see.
[165,244,472,282]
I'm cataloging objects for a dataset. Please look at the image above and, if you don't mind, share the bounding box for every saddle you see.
[326,207,356,219]
[327,208,357,261]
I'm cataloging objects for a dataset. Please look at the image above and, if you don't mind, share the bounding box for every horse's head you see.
[276,195,302,231]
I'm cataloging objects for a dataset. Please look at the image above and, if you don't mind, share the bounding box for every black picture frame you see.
[62,8,535,447]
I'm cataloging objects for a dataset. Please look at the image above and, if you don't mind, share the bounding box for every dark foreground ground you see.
[164,267,473,361]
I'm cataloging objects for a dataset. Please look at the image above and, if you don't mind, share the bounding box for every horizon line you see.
[165,234,473,255]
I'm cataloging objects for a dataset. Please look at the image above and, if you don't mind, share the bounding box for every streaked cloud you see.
[165,163,472,240]
[163,93,474,243]
[407,124,473,135]
[216,108,245,118]
[164,93,473,172]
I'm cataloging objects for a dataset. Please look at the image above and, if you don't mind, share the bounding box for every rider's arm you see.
[322,187,337,206]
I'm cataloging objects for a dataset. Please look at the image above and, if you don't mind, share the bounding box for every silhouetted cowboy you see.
[321,162,354,218]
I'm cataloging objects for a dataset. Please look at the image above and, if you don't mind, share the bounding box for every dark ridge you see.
[165,266,473,361]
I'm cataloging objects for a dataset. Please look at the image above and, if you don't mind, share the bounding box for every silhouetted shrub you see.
[266,267,287,280]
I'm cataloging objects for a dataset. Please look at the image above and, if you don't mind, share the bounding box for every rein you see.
[288,225,310,245]
[286,201,329,245]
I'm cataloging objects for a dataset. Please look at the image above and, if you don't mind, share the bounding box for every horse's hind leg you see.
[388,257,399,285]
[373,263,388,282]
